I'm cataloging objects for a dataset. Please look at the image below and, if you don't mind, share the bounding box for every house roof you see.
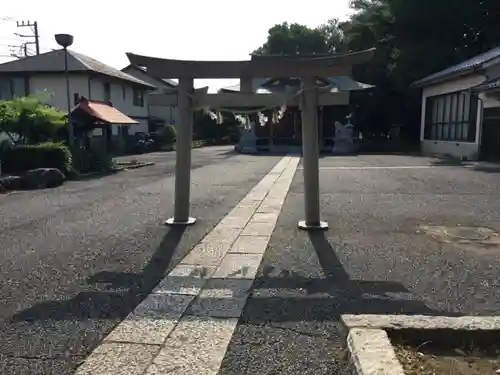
[218,76,373,93]
[411,45,500,88]
[122,64,177,88]
[473,77,500,92]
[71,97,138,125]
[0,49,154,88]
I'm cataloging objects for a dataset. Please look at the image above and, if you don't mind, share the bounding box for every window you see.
[133,88,144,107]
[424,91,478,142]
[103,82,111,102]
[0,77,28,99]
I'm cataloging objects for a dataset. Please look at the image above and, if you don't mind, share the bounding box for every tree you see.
[318,19,346,53]
[0,95,66,145]
[253,22,330,56]
[252,1,500,143]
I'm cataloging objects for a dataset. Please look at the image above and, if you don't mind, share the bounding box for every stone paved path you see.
[74,156,299,375]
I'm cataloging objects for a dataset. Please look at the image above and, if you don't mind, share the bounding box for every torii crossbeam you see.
[127,48,375,230]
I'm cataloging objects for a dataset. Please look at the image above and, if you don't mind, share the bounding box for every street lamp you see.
[55,33,74,146]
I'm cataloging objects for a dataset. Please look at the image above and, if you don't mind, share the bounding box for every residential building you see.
[0,49,155,138]
[121,64,178,130]
[412,46,500,160]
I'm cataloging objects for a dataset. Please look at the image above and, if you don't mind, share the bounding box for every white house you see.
[0,49,155,137]
[121,64,178,130]
[412,46,500,161]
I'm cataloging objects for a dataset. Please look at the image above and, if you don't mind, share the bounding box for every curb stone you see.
[347,328,404,375]
[341,314,500,331]
[341,314,500,375]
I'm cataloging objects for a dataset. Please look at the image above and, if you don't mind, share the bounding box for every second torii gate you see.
[127,49,375,230]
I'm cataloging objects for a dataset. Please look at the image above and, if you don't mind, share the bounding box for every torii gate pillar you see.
[165,76,196,226]
[298,76,328,230]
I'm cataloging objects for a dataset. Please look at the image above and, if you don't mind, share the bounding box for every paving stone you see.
[105,294,194,345]
[251,212,279,224]
[229,235,270,254]
[256,175,279,188]
[272,182,292,192]
[143,316,238,375]
[180,242,232,267]
[266,190,289,202]
[244,188,269,201]
[234,200,262,211]
[257,197,285,213]
[201,228,241,245]
[74,342,160,375]
[347,329,404,375]
[212,253,264,279]
[218,212,253,229]
[186,279,254,318]
[153,265,216,295]
[241,221,276,237]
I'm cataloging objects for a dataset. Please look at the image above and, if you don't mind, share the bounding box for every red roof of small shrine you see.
[71,97,138,125]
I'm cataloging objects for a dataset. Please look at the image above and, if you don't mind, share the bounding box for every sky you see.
[0,0,352,90]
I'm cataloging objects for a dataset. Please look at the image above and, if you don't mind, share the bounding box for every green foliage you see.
[253,0,500,142]
[193,111,239,142]
[253,22,329,56]
[0,139,13,155]
[0,95,66,145]
[71,147,117,174]
[1,141,72,175]
[161,125,177,145]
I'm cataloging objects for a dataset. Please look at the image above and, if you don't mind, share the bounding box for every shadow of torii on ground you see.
[11,230,452,324]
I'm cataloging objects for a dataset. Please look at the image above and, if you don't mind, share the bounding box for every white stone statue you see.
[332,121,355,154]
[237,118,258,154]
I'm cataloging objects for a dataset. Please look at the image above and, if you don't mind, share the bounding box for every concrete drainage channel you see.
[340,314,500,375]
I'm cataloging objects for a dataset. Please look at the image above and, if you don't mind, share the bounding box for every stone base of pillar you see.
[298,220,329,231]
[165,217,197,226]
[240,146,258,154]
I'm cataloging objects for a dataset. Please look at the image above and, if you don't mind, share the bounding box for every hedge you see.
[1,142,72,175]
[71,147,117,174]
[162,125,177,145]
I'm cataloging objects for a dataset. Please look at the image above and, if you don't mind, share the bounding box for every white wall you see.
[150,105,178,126]
[419,73,486,160]
[30,74,90,109]
[29,74,150,135]
[122,66,178,127]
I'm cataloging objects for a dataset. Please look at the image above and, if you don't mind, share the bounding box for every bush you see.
[161,125,176,145]
[71,147,117,174]
[0,96,66,144]
[0,139,13,160]
[1,142,72,175]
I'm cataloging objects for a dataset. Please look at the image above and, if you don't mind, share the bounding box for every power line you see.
[15,20,39,55]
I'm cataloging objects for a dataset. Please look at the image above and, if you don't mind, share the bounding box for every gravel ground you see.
[218,154,500,375]
[0,146,282,375]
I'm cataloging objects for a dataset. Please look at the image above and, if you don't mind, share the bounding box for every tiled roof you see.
[0,49,154,88]
[129,65,178,87]
[71,97,138,124]
[412,46,500,88]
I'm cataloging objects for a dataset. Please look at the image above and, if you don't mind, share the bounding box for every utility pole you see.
[9,42,34,59]
[15,20,39,55]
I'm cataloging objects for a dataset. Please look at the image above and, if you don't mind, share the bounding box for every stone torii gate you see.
[127,49,375,230]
